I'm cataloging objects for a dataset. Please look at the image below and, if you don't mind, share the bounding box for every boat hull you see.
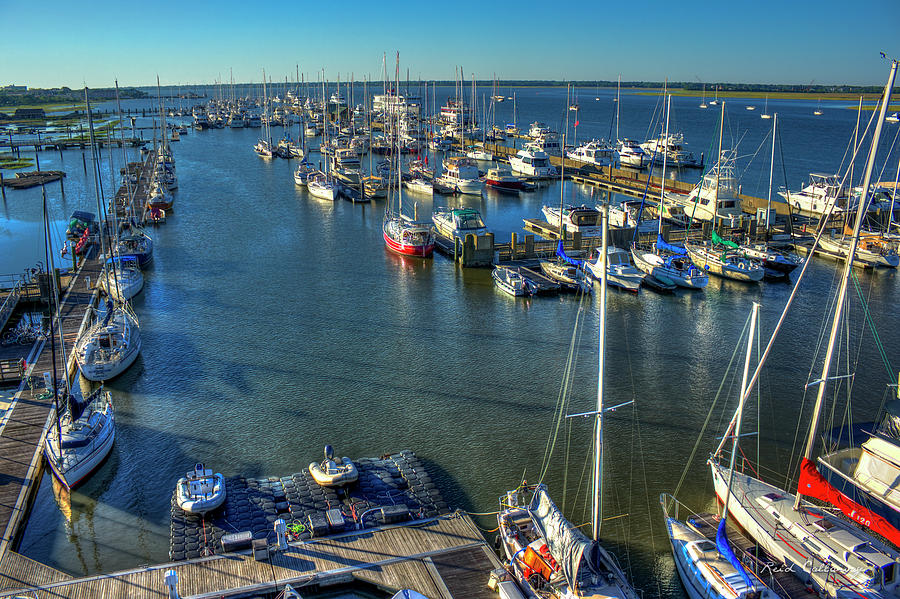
[383,230,434,258]
[631,249,709,289]
[44,401,115,490]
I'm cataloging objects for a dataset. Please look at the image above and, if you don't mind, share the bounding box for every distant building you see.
[13,108,45,119]
[2,85,27,91]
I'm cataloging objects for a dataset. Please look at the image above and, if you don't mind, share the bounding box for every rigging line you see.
[873,124,900,184]
[851,269,894,378]
[539,305,585,484]
[672,312,752,498]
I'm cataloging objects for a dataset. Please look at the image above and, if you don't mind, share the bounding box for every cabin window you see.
[883,563,896,584]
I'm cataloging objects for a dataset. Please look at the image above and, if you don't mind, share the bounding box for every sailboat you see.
[39,180,115,490]
[814,98,823,116]
[699,83,708,109]
[255,71,275,158]
[496,203,639,599]
[709,85,719,106]
[709,59,900,599]
[662,303,777,599]
[382,55,434,258]
[737,113,802,279]
[307,72,339,201]
[631,96,710,290]
[760,95,771,120]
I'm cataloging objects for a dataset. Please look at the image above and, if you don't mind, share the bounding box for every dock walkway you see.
[0,254,103,566]
[0,511,502,599]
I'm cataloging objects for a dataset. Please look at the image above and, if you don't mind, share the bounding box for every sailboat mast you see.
[658,95,671,238]
[615,75,620,142]
[721,302,759,519]
[794,59,898,511]
[765,113,777,240]
[593,200,609,541]
[714,102,725,222]
[41,187,63,448]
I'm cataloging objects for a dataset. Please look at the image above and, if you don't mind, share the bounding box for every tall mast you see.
[658,95,671,239]
[714,101,725,226]
[721,303,759,520]
[593,200,609,541]
[41,186,63,450]
[615,75,621,142]
[794,59,898,510]
[765,113,777,241]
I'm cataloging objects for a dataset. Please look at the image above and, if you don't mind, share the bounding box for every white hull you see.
[44,396,115,489]
[76,309,142,382]
[631,249,708,289]
[99,270,144,302]
[308,181,337,201]
[685,245,764,282]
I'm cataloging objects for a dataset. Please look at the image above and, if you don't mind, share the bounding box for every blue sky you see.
[2,0,898,88]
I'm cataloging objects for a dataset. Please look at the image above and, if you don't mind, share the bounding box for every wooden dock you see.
[0,512,503,599]
[0,253,103,566]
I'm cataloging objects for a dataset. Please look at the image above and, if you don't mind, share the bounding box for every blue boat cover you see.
[716,518,754,589]
[556,241,585,267]
[657,235,687,256]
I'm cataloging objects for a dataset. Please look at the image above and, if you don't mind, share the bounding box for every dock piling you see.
[165,569,180,599]
[275,518,288,551]
[0,174,5,202]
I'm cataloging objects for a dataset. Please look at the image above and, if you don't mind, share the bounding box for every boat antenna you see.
[794,59,898,511]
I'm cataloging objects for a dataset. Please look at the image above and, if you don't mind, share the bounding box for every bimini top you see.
[528,485,602,590]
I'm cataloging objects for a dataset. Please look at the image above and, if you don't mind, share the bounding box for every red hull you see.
[485,179,525,191]
[383,231,434,257]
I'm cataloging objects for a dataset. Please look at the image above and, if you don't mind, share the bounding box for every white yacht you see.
[509,146,556,178]
[541,204,601,235]
[567,140,615,167]
[609,200,658,233]
[616,139,650,168]
[640,133,702,168]
[533,134,562,156]
[527,121,552,138]
[436,156,483,195]
[431,207,487,239]
[778,173,855,218]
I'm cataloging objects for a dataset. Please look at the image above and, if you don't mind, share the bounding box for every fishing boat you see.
[44,386,115,490]
[431,207,487,240]
[497,203,639,599]
[485,166,526,192]
[176,463,226,514]
[436,156,483,195]
[492,267,533,297]
[509,147,556,178]
[709,59,900,599]
[584,245,645,292]
[74,301,142,381]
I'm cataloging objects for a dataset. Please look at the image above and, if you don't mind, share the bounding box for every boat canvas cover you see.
[528,485,600,589]
[877,400,900,441]
[799,457,900,547]
[657,235,687,256]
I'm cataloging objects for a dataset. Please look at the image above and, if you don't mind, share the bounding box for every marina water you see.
[2,86,899,599]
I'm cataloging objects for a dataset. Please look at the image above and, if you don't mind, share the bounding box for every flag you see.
[574,120,579,127]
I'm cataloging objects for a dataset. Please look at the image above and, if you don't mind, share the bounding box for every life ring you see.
[738,262,746,270]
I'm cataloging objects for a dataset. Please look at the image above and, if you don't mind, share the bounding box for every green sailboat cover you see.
[711,230,739,249]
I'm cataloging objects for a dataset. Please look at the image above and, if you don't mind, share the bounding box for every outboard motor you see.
[324,445,334,461]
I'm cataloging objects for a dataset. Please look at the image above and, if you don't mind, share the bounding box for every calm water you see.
[3,88,900,599]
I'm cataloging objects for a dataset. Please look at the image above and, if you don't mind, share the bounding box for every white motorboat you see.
[431,207,487,240]
[541,204,601,235]
[640,133,702,168]
[566,140,615,167]
[44,387,115,490]
[666,152,745,227]
[608,200,659,233]
[176,463,226,514]
[616,139,649,168]
[403,178,434,195]
[492,267,533,297]
[466,148,494,161]
[527,121,551,138]
[436,156,483,195]
[75,302,142,381]
[509,146,556,178]
[778,173,855,218]
[308,445,358,487]
[484,166,526,192]
[585,245,645,292]
[532,134,562,156]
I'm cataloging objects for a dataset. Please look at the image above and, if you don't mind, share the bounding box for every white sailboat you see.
[709,59,900,599]
[496,205,639,599]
